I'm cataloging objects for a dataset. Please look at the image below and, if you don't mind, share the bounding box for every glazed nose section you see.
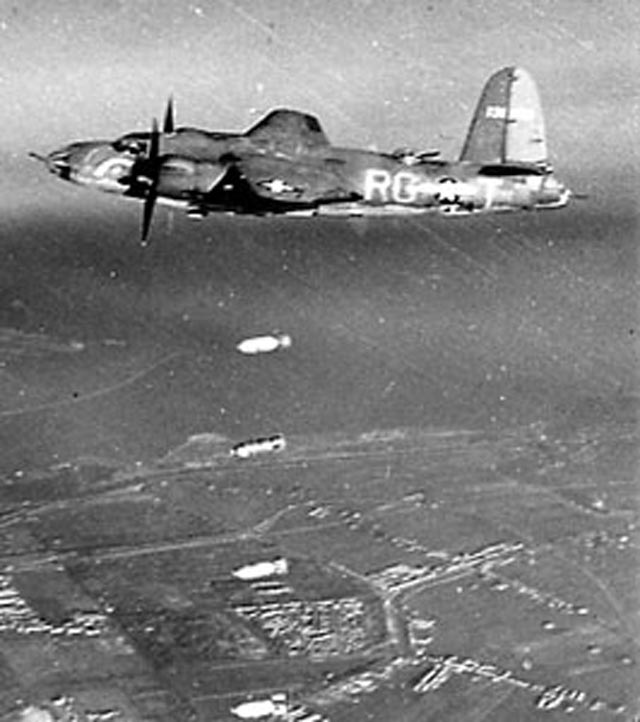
[58,141,108,179]
[46,146,74,179]
[28,146,72,179]
[31,142,105,181]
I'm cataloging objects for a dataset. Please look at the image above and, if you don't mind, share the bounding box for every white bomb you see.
[236,333,292,355]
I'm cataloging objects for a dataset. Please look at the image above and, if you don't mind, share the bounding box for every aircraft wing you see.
[240,155,355,203]
[200,155,356,214]
[198,164,267,213]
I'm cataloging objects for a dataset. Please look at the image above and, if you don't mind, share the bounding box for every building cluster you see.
[578,528,633,554]
[310,501,437,557]
[478,568,591,618]
[19,697,122,722]
[310,655,417,706]
[535,686,626,715]
[368,541,523,594]
[233,597,368,659]
[85,711,121,722]
[407,617,436,649]
[412,654,523,695]
[0,574,107,638]
[285,704,329,722]
[412,653,626,716]
[411,663,452,693]
[449,541,524,566]
[315,667,384,701]
[247,579,294,599]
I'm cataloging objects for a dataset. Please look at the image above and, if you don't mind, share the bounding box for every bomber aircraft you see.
[32,67,571,244]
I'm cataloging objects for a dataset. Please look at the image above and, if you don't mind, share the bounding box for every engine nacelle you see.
[157,156,228,196]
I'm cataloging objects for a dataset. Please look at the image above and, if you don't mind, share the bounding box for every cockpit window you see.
[305,115,322,133]
[112,135,148,155]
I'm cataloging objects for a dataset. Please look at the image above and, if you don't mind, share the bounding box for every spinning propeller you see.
[134,117,161,246]
[120,98,175,245]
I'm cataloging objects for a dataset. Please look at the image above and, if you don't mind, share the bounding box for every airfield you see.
[0,198,637,721]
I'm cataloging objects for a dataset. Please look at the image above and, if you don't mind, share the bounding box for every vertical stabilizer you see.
[460,67,548,166]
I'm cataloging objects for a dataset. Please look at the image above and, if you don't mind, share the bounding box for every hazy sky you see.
[1,0,638,210]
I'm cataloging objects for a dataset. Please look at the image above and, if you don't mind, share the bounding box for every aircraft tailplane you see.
[459,67,548,167]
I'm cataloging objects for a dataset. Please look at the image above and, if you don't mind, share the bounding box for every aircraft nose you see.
[32,141,107,181]
[45,147,73,179]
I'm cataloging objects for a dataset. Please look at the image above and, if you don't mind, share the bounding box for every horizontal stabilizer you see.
[460,67,548,166]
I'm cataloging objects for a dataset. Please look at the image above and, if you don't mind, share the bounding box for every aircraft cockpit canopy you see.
[112,133,150,156]
[391,147,441,166]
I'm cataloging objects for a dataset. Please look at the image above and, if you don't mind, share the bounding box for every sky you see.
[0,0,639,211]
[0,0,637,469]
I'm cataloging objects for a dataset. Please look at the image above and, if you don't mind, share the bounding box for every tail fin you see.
[459,67,548,166]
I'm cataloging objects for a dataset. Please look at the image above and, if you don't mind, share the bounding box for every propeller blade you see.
[141,183,158,246]
[139,117,162,245]
[163,96,174,134]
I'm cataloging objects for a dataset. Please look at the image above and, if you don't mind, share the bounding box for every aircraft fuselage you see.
[33,67,572,241]
[51,138,568,217]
